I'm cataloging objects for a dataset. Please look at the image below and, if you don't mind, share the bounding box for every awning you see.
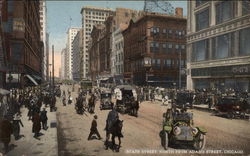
[0,88,10,95]
[5,74,20,83]
[25,75,38,86]
[100,78,109,81]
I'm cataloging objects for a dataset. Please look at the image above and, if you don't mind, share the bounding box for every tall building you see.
[60,48,67,80]
[80,6,114,79]
[39,0,48,82]
[123,10,187,87]
[187,0,250,91]
[111,25,127,84]
[1,0,42,88]
[72,29,83,81]
[66,27,80,80]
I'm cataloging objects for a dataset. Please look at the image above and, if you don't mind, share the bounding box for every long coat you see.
[32,113,41,133]
[0,119,13,144]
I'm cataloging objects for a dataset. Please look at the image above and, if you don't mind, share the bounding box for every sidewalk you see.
[0,106,58,156]
[193,104,215,112]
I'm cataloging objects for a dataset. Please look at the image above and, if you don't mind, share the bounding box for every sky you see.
[46,1,187,76]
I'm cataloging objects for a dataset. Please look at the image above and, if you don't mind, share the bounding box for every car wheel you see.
[163,132,169,150]
[193,133,206,150]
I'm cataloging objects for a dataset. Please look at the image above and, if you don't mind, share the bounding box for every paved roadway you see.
[57,85,250,156]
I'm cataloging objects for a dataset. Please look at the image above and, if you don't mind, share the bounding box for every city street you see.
[57,85,250,156]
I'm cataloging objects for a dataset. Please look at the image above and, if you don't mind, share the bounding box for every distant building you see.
[1,0,43,88]
[89,24,104,82]
[80,6,114,79]
[66,28,80,80]
[123,9,187,87]
[72,29,83,81]
[111,25,126,84]
[88,8,143,82]
[60,48,67,80]
[187,0,250,91]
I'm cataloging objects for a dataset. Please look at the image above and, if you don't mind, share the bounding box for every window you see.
[11,42,23,61]
[150,42,159,53]
[192,39,209,61]
[175,44,179,49]
[196,0,209,7]
[125,12,129,17]
[181,60,185,67]
[242,0,250,15]
[181,45,185,49]
[216,1,234,24]
[150,27,160,36]
[163,29,166,33]
[196,8,209,31]
[168,43,173,49]
[239,28,250,56]
[152,59,161,69]
[164,59,171,67]
[162,43,167,49]
[214,34,230,59]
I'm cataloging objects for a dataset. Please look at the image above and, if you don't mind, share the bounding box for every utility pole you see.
[52,45,55,97]
[179,50,182,89]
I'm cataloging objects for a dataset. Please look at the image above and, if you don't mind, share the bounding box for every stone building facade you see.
[187,0,250,91]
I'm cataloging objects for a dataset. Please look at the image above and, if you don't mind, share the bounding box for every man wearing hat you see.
[87,115,102,140]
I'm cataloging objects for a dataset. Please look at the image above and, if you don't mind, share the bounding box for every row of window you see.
[150,27,186,38]
[85,11,108,16]
[150,42,185,53]
[192,27,250,62]
[85,16,106,20]
[196,1,250,31]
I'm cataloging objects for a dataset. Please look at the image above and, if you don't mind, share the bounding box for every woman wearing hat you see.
[12,113,24,140]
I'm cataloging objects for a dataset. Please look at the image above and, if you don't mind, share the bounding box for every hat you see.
[94,115,98,119]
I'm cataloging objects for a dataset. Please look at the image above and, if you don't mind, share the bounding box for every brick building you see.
[122,9,187,87]
[1,0,42,88]
[89,24,104,81]
[89,8,143,82]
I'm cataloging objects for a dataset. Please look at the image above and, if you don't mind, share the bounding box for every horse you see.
[105,119,123,152]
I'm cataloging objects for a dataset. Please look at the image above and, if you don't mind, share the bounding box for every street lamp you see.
[144,57,152,86]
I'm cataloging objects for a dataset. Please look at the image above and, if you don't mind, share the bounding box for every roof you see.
[123,12,187,34]
[80,6,114,14]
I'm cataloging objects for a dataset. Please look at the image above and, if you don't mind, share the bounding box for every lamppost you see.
[49,64,52,93]
[144,57,152,86]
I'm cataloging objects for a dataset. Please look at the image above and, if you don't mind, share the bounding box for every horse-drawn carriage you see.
[214,96,250,119]
[100,92,113,110]
[114,85,139,117]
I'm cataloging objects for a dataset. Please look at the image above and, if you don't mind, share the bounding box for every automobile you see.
[176,92,195,109]
[100,92,113,110]
[215,96,250,119]
[161,109,207,150]
[114,85,139,116]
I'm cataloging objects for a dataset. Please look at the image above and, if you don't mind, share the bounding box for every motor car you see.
[100,92,113,110]
[161,109,207,150]
[215,96,250,119]
[176,92,195,109]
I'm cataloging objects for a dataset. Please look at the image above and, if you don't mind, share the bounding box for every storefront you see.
[192,64,250,91]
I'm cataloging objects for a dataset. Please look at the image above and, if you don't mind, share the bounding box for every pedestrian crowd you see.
[0,85,55,154]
